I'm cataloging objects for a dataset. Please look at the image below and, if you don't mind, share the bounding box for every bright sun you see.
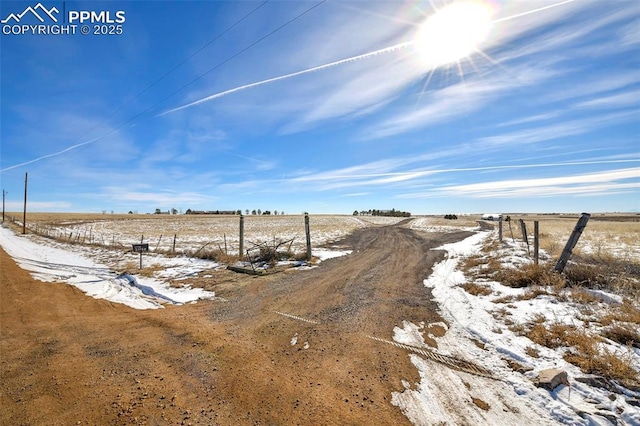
[414,1,493,68]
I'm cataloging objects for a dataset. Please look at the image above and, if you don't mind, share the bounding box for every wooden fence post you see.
[554,213,590,273]
[498,218,503,242]
[534,221,539,265]
[22,172,28,234]
[520,219,530,255]
[239,215,245,258]
[172,234,177,253]
[305,213,311,261]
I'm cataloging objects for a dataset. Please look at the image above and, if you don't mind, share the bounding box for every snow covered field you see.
[0,226,217,309]
[392,230,640,425]
[25,214,406,255]
[0,218,357,309]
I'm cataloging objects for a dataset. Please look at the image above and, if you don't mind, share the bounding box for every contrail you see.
[159,41,413,115]
[0,137,101,172]
[161,0,576,115]
[492,0,575,24]
[289,159,640,182]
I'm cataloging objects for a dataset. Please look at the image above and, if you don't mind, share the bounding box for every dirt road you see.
[1,221,473,425]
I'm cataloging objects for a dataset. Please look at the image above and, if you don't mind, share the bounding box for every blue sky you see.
[1,0,638,214]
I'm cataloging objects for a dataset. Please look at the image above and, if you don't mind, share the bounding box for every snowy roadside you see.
[0,225,352,309]
[0,226,216,309]
[392,230,640,425]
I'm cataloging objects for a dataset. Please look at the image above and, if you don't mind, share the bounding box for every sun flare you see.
[414,1,493,68]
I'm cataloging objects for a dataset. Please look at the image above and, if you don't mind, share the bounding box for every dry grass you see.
[493,295,515,304]
[471,397,490,411]
[516,214,640,256]
[564,345,638,387]
[525,346,540,358]
[526,322,577,349]
[524,319,639,386]
[461,282,492,296]
[602,325,640,348]
[516,286,552,301]
[554,287,605,308]
[496,264,565,288]
[601,299,640,325]
[563,259,640,298]
[462,255,502,280]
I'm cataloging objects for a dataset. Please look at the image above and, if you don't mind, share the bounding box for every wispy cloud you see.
[364,63,557,139]
[100,187,218,206]
[479,109,639,147]
[278,155,640,194]
[545,71,640,104]
[400,167,640,199]
[574,89,640,110]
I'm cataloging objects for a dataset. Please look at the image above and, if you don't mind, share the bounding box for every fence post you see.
[305,213,311,261]
[173,234,177,253]
[534,221,539,265]
[239,215,245,258]
[520,219,530,255]
[554,213,590,273]
[498,218,503,242]
[22,172,28,234]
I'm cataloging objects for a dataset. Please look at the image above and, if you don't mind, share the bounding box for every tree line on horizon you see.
[353,208,411,217]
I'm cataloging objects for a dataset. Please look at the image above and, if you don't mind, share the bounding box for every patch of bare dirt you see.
[1,221,472,424]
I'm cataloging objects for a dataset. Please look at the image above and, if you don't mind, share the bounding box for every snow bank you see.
[392,230,640,425]
[0,226,215,309]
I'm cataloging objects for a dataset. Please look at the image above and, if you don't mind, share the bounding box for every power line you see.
[103,0,327,148]
[1,1,278,172]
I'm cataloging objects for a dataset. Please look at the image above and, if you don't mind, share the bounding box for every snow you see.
[392,230,640,425]
[0,226,215,309]
[312,247,352,261]
[0,223,352,309]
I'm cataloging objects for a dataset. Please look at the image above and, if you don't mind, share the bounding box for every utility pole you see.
[2,190,6,223]
[22,173,28,234]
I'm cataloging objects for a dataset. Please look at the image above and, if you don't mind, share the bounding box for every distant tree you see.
[251,210,257,215]
[274,210,278,215]
[236,209,242,215]
[128,211,133,215]
[186,209,192,215]
[154,208,161,214]
[245,209,250,215]
[257,209,262,215]
[263,210,271,215]
[353,210,359,216]
[101,209,107,214]
[281,211,285,215]
[171,208,178,215]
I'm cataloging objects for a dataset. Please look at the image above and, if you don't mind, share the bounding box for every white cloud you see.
[401,167,640,199]
[365,64,556,139]
[574,89,640,110]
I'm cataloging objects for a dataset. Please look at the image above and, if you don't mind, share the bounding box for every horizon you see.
[1,0,639,215]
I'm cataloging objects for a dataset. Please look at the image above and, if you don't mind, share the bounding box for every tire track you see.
[272,310,497,381]
[367,335,499,380]
[273,311,320,324]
